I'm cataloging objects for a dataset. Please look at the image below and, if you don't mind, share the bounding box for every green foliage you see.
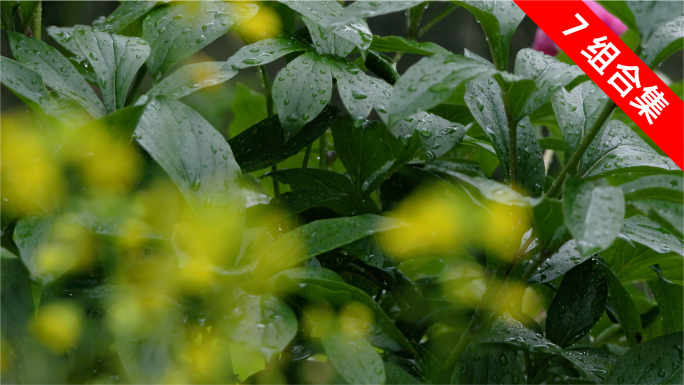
[1,1,683,384]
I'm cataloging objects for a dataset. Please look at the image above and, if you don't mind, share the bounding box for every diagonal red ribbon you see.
[514,0,684,169]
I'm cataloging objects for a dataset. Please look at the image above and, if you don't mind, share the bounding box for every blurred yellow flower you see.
[339,301,374,337]
[239,4,282,42]
[30,303,83,354]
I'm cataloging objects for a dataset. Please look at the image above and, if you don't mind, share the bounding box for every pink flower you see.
[532,0,627,56]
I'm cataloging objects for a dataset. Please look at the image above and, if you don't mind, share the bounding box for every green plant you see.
[1,1,683,384]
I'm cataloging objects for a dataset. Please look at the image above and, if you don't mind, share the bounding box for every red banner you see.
[514,0,684,169]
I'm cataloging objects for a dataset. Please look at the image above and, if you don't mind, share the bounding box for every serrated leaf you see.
[594,256,643,345]
[453,1,525,71]
[551,81,610,161]
[331,116,424,197]
[388,112,466,161]
[8,31,106,118]
[280,0,372,56]
[272,51,333,141]
[546,258,608,348]
[1,250,34,341]
[146,62,236,99]
[322,330,386,385]
[641,16,684,67]
[515,117,545,196]
[134,96,244,211]
[0,56,90,125]
[511,49,586,120]
[331,1,422,26]
[451,343,525,384]
[224,36,311,71]
[388,54,498,126]
[223,293,297,361]
[229,105,341,173]
[580,120,679,179]
[142,2,258,81]
[94,0,160,34]
[73,27,149,112]
[606,331,683,384]
[563,178,625,255]
[303,16,354,57]
[370,35,451,56]
[648,265,683,333]
[528,241,591,285]
[621,215,683,256]
[256,214,402,276]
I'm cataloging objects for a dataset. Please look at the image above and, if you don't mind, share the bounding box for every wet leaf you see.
[388,54,498,126]
[385,362,420,385]
[640,16,684,67]
[73,27,149,112]
[331,1,422,26]
[648,265,683,333]
[229,105,342,172]
[561,348,617,384]
[46,25,87,57]
[528,241,591,285]
[329,57,374,121]
[370,35,450,56]
[480,316,563,354]
[563,177,625,256]
[8,31,106,118]
[272,52,333,141]
[600,1,684,43]
[551,81,610,162]
[223,293,297,361]
[388,112,466,161]
[606,331,683,384]
[12,214,57,285]
[621,215,683,256]
[631,200,683,236]
[247,189,347,226]
[224,36,311,71]
[454,0,526,71]
[303,16,354,57]
[142,2,258,81]
[515,117,545,196]
[322,330,386,385]
[451,343,525,384]
[1,248,34,341]
[134,96,244,211]
[618,174,683,202]
[602,238,682,284]
[579,120,679,179]
[147,62,236,99]
[94,0,160,34]
[529,197,570,252]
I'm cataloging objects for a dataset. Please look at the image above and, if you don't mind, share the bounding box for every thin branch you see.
[417,3,457,38]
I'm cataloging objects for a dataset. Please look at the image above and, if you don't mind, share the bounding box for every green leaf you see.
[546,258,608,348]
[479,316,563,354]
[266,267,344,287]
[224,36,311,71]
[453,0,525,71]
[134,96,244,211]
[229,105,342,173]
[641,16,684,67]
[511,49,586,120]
[563,178,625,256]
[256,214,403,276]
[331,1,422,25]
[322,330,386,385]
[370,35,451,56]
[46,25,86,56]
[597,1,637,32]
[621,215,683,256]
[528,241,590,285]
[272,52,333,141]
[303,16,354,57]
[631,200,683,236]
[603,239,682,284]
[280,0,372,56]
[579,120,679,179]
[223,293,297,361]
[73,27,149,112]
[247,189,347,227]
[331,116,424,197]
[529,197,570,252]
[388,112,466,161]
[388,54,498,126]
[94,0,160,34]
[329,57,374,121]
[648,265,683,333]
[12,214,58,285]
[8,31,106,118]
[265,168,366,214]
[147,62,236,100]
[0,56,90,125]
[451,343,525,384]
[385,362,420,385]
[619,174,683,202]
[595,256,643,346]
[606,331,683,384]
[551,81,610,162]
[228,83,267,138]
[515,117,545,196]
[561,348,618,384]
[601,1,683,43]
[142,2,258,81]
[1,249,34,341]
[364,51,400,85]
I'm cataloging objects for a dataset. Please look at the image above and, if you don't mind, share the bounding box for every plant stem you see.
[30,2,41,40]
[301,143,312,183]
[417,3,457,38]
[319,133,328,169]
[257,64,279,196]
[125,64,146,106]
[544,100,615,198]
[494,74,519,190]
